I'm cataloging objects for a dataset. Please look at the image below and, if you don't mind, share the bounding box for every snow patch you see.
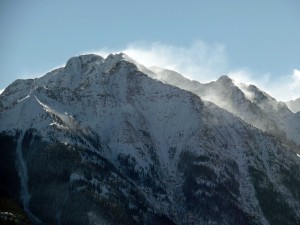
[87,211,105,225]
[17,95,30,103]
[16,135,41,224]
[70,172,86,182]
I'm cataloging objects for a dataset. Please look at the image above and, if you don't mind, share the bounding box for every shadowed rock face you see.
[0,54,300,225]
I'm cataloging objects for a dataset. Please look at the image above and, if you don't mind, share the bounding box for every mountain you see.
[1,53,300,225]
[286,98,300,113]
[151,67,300,146]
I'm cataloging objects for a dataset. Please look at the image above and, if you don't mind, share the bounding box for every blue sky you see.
[0,0,300,100]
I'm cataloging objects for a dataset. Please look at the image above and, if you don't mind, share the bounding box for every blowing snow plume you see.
[84,40,300,102]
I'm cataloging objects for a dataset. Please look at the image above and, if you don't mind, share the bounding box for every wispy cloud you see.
[123,41,228,83]
[278,69,300,101]
[290,69,300,88]
[229,69,300,101]
[87,40,300,101]
[92,40,228,83]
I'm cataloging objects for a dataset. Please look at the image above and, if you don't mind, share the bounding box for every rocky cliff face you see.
[1,53,300,225]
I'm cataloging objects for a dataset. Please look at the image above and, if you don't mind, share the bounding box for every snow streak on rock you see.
[15,134,41,224]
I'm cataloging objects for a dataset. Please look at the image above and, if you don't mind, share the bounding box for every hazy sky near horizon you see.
[0,0,300,100]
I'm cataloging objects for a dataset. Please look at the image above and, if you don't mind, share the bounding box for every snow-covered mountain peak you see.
[66,54,105,68]
[64,53,134,76]
[242,84,274,103]
[104,53,158,79]
[102,53,137,72]
[237,83,292,113]
[106,52,130,61]
[216,75,234,86]
[36,53,144,91]
[1,52,300,225]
